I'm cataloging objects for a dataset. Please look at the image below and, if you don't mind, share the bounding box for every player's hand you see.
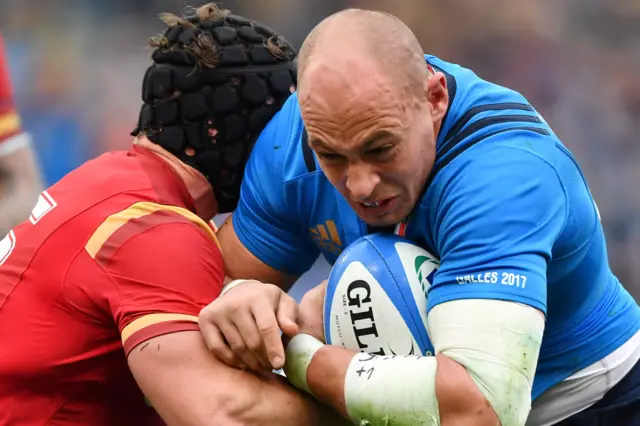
[199,280,299,371]
[297,280,327,342]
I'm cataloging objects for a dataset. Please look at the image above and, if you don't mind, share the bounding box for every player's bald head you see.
[298,9,428,99]
[297,10,448,228]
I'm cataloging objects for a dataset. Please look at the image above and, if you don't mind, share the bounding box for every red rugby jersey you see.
[0,145,223,425]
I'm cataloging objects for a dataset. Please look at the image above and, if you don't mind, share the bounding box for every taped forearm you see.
[285,334,441,425]
[345,352,440,425]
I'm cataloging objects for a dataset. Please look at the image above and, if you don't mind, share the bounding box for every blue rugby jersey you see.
[232,54,640,399]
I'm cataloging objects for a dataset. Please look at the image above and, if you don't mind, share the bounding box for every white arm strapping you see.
[344,353,440,425]
[343,299,544,426]
[219,279,250,296]
[429,299,545,425]
[0,132,31,156]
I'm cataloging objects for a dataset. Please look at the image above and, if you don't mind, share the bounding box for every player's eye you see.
[366,144,394,158]
[317,152,344,162]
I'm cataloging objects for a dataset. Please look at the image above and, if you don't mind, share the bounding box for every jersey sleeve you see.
[84,209,224,356]
[427,144,567,315]
[232,98,319,276]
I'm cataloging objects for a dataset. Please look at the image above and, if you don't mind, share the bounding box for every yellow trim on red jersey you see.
[0,111,20,140]
[85,201,220,259]
[121,313,199,346]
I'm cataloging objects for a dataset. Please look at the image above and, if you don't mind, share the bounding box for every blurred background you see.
[1,0,638,300]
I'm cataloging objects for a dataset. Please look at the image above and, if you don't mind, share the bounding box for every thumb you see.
[276,294,299,337]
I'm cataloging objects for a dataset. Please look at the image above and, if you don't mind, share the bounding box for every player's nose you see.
[345,163,380,200]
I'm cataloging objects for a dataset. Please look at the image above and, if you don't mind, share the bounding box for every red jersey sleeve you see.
[84,202,224,355]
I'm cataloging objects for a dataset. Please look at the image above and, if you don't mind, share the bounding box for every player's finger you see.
[252,301,286,370]
[198,316,243,368]
[277,294,300,338]
[217,318,265,372]
[234,306,273,370]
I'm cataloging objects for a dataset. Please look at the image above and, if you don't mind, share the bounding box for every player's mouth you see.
[355,196,398,218]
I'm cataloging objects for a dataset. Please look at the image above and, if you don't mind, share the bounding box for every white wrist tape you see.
[283,333,325,394]
[220,279,250,296]
[345,353,440,425]
[429,299,545,426]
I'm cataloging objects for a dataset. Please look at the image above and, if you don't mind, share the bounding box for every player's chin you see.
[354,203,407,228]
[360,216,398,228]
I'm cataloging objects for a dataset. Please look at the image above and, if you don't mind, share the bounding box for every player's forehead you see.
[301,54,384,97]
[300,59,407,148]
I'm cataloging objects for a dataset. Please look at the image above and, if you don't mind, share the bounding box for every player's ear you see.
[426,72,448,123]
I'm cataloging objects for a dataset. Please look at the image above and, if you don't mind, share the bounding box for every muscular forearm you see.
[224,370,350,426]
[129,331,348,426]
[216,215,298,291]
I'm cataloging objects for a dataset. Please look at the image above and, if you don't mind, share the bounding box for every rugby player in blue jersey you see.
[199,9,640,425]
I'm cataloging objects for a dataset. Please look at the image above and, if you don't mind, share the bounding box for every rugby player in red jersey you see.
[0,4,346,425]
[0,32,44,234]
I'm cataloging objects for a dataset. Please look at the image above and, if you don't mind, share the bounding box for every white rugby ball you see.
[323,233,439,357]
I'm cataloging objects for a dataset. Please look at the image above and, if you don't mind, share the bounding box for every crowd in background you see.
[1,0,638,299]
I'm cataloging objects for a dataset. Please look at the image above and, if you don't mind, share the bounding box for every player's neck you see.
[133,137,218,220]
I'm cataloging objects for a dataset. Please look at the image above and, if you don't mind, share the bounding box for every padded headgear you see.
[132,12,297,213]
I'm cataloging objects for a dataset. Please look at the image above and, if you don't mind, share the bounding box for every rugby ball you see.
[323,233,439,357]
